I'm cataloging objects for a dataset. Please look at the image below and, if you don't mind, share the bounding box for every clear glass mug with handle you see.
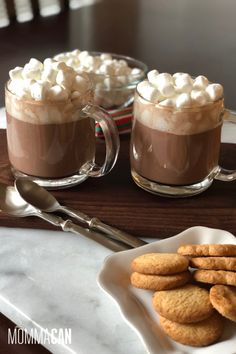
[130,88,236,197]
[5,81,120,189]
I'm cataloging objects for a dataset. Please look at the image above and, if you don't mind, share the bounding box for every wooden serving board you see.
[0,130,236,239]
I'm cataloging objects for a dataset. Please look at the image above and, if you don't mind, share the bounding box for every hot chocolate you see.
[6,113,95,178]
[131,119,222,186]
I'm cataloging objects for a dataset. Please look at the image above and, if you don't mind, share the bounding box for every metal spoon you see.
[15,178,146,248]
[0,183,130,252]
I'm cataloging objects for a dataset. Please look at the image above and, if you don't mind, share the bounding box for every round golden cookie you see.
[193,269,236,286]
[190,257,236,271]
[210,285,236,322]
[130,271,191,291]
[131,253,189,275]
[159,313,223,347]
[152,284,214,323]
[178,244,236,257]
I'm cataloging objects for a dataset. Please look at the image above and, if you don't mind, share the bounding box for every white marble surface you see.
[0,226,149,354]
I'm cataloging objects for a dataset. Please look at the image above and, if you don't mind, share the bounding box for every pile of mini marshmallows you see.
[8,58,91,101]
[137,70,223,108]
[54,50,144,87]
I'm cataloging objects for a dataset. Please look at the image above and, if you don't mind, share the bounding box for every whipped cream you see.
[8,58,92,101]
[137,70,223,108]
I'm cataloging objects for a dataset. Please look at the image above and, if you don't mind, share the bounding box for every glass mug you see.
[130,89,236,197]
[5,82,120,189]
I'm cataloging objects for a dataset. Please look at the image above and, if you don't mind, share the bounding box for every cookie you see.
[210,285,236,322]
[130,271,191,291]
[178,244,236,257]
[193,269,236,286]
[159,313,223,347]
[152,284,214,323]
[190,257,236,271]
[131,253,189,275]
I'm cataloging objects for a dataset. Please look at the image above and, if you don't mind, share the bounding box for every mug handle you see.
[81,103,120,177]
[215,109,236,181]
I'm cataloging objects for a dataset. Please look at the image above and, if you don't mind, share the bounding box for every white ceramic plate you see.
[97,226,236,354]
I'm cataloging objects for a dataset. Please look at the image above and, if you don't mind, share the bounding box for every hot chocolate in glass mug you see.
[5,58,120,189]
[130,70,236,197]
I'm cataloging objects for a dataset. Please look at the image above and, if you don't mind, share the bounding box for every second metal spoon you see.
[15,178,146,248]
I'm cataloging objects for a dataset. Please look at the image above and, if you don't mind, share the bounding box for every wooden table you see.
[0,0,236,353]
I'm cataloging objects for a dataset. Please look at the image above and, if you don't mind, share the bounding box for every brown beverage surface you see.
[130,119,222,185]
[7,113,95,178]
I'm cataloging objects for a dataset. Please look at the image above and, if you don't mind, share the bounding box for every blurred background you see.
[0,0,236,108]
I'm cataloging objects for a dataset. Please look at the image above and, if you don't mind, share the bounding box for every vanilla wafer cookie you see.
[130,270,191,291]
[190,257,236,271]
[159,313,223,347]
[210,285,236,322]
[152,284,214,323]
[178,244,236,257]
[193,269,236,286]
[131,253,189,275]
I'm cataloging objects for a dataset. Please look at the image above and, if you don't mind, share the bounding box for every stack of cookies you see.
[178,243,236,323]
[130,244,236,347]
[130,253,191,291]
[152,284,223,346]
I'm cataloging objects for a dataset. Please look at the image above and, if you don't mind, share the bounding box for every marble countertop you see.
[0,226,149,354]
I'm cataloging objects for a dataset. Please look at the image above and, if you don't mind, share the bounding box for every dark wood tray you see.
[0,129,236,238]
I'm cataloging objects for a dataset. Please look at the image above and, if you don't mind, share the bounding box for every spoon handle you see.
[36,210,130,252]
[61,220,130,252]
[60,206,146,248]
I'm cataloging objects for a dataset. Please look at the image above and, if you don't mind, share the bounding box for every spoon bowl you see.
[0,182,37,217]
[15,178,60,212]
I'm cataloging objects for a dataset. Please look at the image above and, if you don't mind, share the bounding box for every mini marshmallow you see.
[30,81,48,101]
[27,58,43,71]
[147,70,159,85]
[191,90,210,105]
[9,67,23,80]
[193,75,209,90]
[149,72,175,97]
[8,79,29,98]
[43,58,55,67]
[137,81,161,103]
[22,65,41,80]
[175,73,193,93]
[131,68,143,76]
[176,93,192,108]
[205,83,223,101]
[158,81,175,97]
[78,51,89,60]
[155,72,173,84]
[41,67,58,83]
[173,72,186,79]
